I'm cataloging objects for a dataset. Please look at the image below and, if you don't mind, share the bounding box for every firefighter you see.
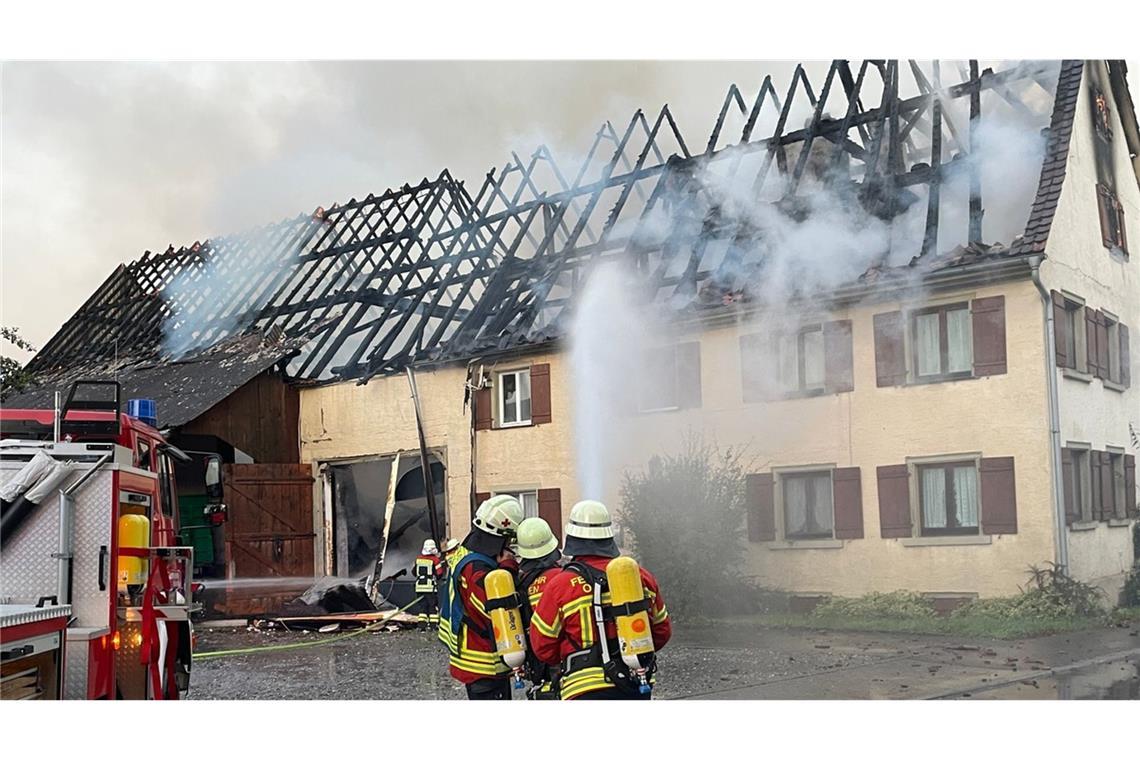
[514,517,562,699]
[438,494,524,700]
[414,539,442,627]
[529,500,671,700]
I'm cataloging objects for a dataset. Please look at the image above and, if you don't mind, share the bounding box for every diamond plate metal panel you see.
[0,464,112,626]
[64,638,90,700]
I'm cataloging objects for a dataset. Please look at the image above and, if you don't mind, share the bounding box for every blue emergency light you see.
[127,398,158,428]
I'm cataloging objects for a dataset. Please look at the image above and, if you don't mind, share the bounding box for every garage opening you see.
[327,453,447,595]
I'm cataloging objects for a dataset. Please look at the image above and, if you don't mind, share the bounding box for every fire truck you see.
[0,381,224,700]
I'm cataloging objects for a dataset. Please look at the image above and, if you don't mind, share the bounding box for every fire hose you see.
[193,595,424,660]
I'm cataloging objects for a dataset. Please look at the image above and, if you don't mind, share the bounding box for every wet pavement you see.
[188,620,1140,700]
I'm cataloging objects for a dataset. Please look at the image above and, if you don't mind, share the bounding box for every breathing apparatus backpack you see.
[437,546,497,656]
[562,560,656,696]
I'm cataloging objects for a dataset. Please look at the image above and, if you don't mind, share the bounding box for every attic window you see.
[1093,89,1112,142]
[1096,184,1127,255]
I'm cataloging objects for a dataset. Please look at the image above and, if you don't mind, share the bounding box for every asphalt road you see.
[188,621,1140,700]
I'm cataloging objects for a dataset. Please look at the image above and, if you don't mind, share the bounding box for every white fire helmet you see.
[565,500,615,540]
[421,539,438,555]
[473,494,524,538]
[516,517,559,560]
[442,538,460,554]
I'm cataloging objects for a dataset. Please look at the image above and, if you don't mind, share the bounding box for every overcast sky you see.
[2,60,1137,361]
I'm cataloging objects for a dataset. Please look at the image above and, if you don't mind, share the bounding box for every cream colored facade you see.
[298,63,1138,601]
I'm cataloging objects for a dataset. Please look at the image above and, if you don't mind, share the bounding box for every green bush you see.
[812,591,936,619]
[952,563,1105,620]
[620,433,759,618]
[1122,565,1140,608]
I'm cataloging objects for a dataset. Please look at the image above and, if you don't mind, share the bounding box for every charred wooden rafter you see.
[27,60,1064,388]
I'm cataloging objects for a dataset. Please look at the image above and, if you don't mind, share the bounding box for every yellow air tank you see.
[117,513,150,589]
[605,556,655,670]
[484,569,526,670]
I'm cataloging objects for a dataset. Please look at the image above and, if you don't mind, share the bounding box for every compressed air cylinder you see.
[605,556,655,670]
[484,569,526,669]
[117,514,150,588]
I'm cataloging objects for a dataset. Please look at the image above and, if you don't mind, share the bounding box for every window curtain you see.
[922,468,947,528]
[778,334,798,390]
[811,474,834,533]
[784,477,808,535]
[802,330,825,388]
[518,371,532,421]
[953,465,979,527]
[916,313,941,376]
[947,308,972,373]
[521,491,539,519]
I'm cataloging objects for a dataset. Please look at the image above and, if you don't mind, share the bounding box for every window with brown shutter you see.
[832,467,863,539]
[1051,291,1070,369]
[971,296,1007,376]
[1090,451,1103,520]
[876,464,912,538]
[873,311,906,387]
[1099,315,1125,387]
[746,473,775,542]
[780,470,834,539]
[537,488,562,540]
[1096,184,1127,254]
[917,461,981,536]
[1096,311,1111,383]
[530,363,552,424]
[1086,307,1102,378]
[980,457,1017,535]
[1098,451,1117,521]
[1061,448,1078,525]
[910,302,973,383]
[823,320,854,393]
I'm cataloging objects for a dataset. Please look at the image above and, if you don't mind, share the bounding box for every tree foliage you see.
[1,326,37,401]
[620,433,759,617]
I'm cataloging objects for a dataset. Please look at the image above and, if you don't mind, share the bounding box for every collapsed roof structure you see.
[18,59,1116,402]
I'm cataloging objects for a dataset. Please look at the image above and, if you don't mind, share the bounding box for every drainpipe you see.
[1030,256,1069,572]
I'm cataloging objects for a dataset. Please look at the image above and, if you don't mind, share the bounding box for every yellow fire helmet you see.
[516,517,559,559]
[473,494,524,538]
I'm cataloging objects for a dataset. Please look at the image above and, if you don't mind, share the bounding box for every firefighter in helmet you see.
[514,517,563,699]
[529,500,671,700]
[438,495,524,700]
[414,539,442,627]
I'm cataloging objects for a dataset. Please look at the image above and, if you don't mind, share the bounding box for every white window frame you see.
[773,464,836,542]
[907,301,974,384]
[497,368,532,428]
[1059,292,1089,376]
[494,489,539,519]
[1067,443,1095,523]
[639,344,681,413]
[905,452,983,537]
[778,324,826,395]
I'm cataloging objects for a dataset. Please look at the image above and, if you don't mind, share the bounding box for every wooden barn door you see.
[218,463,315,617]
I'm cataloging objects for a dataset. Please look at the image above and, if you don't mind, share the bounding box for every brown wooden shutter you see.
[1051,291,1069,368]
[873,311,906,387]
[1085,307,1102,377]
[739,333,767,403]
[1096,184,1114,249]
[474,491,491,519]
[876,464,912,538]
[745,473,775,542]
[1115,198,1128,253]
[824,320,854,393]
[832,467,863,539]
[1061,448,1078,525]
[530,363,552,425]
[1090,450,1103,519]
[474,386,493,430]
[1119,324,1131,388]
[1098,451,1114,521]
[1125,454,1137,518]
[676,341,702,409]
[980,457,1017,535]
[537,488,562,541]
[1096,312,1111,382]
[971,296,1007,376]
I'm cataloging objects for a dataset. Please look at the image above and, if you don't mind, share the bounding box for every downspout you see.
[1030,256,1069,572]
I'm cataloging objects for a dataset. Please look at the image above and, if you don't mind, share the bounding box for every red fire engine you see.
[0,381,224,700]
